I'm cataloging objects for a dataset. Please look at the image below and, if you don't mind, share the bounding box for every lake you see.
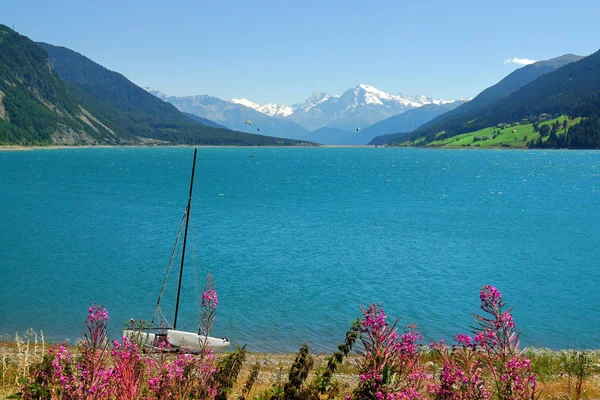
[1,147,599,352]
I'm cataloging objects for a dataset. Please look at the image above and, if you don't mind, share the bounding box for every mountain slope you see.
[38,42,307,146]
[402,54,590,144]
[161,94,309,140]
[347,101,465,145]
[0,25,132,145]
[182,112,230,130]
[451,55,582,117]
[300,127,355,145]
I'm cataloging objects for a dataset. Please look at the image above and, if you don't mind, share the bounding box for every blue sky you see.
[3,0,600,104]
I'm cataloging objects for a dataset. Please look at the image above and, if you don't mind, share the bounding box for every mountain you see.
[147,84,460,141]
[225,84,456,132]
[286,84,435,131]
[398,54,586,145]
[0,25,133,145]
[182,112,229,130]
[38,43,308,146]
[256,103,294,117]
[141,88,230,130]
[300,127,355,145]
[149,93,309,140]
[231,98,294,117]
[347,101,466,145]
[452,55,583,116]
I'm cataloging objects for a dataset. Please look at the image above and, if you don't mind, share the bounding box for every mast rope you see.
[151,208,188,326]
[154,305,172,329]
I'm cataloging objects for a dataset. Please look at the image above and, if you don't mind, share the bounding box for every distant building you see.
[539,113,552,122]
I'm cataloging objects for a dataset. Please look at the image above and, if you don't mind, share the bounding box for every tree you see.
[552,121,560,135]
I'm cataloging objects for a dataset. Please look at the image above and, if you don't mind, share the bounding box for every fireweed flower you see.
[479,285,502,308]
[87,304,109,322]
[353,304,427,399]
[456,334,473,347]
[201,289,218,307]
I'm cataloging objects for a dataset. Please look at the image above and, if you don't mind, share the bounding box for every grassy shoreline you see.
[2,335,599,399]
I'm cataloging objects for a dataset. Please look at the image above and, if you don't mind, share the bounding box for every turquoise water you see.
[1,147,599,352]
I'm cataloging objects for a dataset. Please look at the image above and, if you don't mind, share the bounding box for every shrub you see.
[431,285,538,400]
[350,304,428,400]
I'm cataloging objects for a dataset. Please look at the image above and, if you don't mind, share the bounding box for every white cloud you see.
[504,57,536,66]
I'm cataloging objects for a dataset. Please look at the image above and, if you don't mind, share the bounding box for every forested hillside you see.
[394,50,600,146]
[0,24,131,145]
[38,42,309,146]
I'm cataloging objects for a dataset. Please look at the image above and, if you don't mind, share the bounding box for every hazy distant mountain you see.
[348,101,466,145]
[182,112,230,130]
[222,84,458,132]
[144,84,462,142]
[150,92,309,140]
[231,98,294,117]
[300,127,355,145]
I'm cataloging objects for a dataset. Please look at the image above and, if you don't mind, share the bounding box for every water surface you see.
[1,147,599,351]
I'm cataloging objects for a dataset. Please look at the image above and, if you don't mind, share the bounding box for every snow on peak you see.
[294,91,334,113]
[231,98,295,117]
[357,84,394,99]
[397,93,460,106]
[231,98,261,109]
[257,103,295,117]
[346,84,423,107]
[431,99,455,105]
[143,87,169,101]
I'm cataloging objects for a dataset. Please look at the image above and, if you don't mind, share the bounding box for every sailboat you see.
[123,149,230,352]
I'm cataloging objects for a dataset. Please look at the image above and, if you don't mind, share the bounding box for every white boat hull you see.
[167,329,230,351]
[123,329,156,347]
[123,329,230,352]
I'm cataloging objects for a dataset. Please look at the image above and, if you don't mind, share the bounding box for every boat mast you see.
[173,148,197,330]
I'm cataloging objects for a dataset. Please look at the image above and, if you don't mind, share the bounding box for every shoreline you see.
[0,144,581,151]
[2,340,599,399]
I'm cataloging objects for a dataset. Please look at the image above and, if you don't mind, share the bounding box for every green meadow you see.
[406,116,582,148]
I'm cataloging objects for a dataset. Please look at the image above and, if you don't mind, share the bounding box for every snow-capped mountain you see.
[286,84,441,131]
[143,90,309,140]
[293,91,340,113]
[231,98,260,109]
[398,93,455,105]
[227,84,456,131]
[232,98,294,117]
[256,103,295,117]
[143,84,464,142]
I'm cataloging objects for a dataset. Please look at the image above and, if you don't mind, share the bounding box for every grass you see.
[2,333,600,399]
[407,116,583,148]
[0,330,46,398]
